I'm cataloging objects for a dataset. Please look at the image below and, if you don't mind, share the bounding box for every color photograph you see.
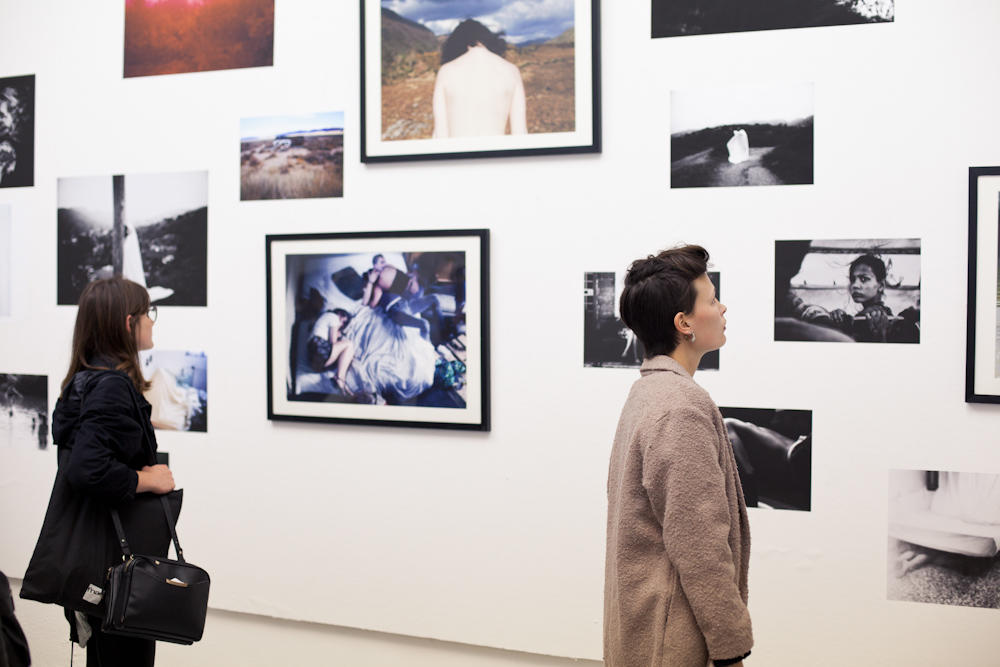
[775,239,920,343]
[362,0,599,161]
[0,374,48,449]
[267,230,489,430]
[240,112,344,201]
[57,171,208,306]
[652,0,893,39]
[671,82,814,188]
[584,270,719,371]
[888,469,1000,610]
[0,74,34,188]
[124,0,274,78]
[719,407,812,512]
[141,350,207,432]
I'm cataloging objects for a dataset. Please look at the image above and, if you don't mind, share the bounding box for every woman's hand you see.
[136,464,175,494]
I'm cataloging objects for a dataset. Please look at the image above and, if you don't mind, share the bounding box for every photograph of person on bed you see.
[286,250,468,408]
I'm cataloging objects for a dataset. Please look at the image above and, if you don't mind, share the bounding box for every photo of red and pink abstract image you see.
[124,0,274,78]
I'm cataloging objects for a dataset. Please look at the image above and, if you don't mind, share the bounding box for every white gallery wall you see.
[2,1,1000,665]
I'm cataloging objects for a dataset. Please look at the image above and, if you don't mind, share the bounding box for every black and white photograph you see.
[966,167,1000,402]
[0,374,48,449]
[140,350,208,432]
[776,239,921,343]
[652,0,893,39]
[888,469,1000,610]
[57,171,208,306]
[267,230,489,430]
[584,271,719,370]
[361,0,600,162]
[719,407,811,512]
[0,74,35,188]
[671,83,814,189]
[0,204,10,318]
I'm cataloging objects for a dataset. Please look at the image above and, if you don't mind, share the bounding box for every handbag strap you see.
[109,496,185,562]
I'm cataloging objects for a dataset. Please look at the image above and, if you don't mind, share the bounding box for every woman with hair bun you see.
[605,245,753,667]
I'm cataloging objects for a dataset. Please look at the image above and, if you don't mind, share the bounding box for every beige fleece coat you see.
[605,356,752,667]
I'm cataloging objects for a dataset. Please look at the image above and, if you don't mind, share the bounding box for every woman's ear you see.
[673,311,690,337]
[125,314,133,331]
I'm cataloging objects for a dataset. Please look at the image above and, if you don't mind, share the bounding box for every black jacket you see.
[53,368,157,505]
[20,367,164,618]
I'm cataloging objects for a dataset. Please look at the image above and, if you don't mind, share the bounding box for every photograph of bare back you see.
[361,0,600,162]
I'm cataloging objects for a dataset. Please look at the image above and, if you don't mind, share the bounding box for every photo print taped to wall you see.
[0,74,35,188]
[584,271,720,371]
[719,407,812,512]
[362,0,599,161]
[652,0,893,39]
[0,374,48,449]
[56,171,208,306]
[671,82,814,189]
[775,239,920,343]
[888,469,1000,610]
[240,112,344,201]
[124,0,274,78]
[140,350,208,432]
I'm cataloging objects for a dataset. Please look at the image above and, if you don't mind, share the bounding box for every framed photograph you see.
[966,167,1000,403]
[360,0,601,162]
[266,229,490,430]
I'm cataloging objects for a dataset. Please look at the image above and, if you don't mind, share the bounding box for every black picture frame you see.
[360,0,601,163]
[966,167,1000,403]
[266,229,490,430]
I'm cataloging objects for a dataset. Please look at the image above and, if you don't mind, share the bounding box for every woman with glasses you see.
[22,277,173,666]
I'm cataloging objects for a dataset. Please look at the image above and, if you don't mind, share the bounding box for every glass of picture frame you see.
[266,229,490,430]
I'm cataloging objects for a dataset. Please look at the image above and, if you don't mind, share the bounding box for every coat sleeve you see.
[641,405,753,660]
[64,375,144,505]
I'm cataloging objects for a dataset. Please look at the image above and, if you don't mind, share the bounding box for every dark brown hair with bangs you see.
[61,277,151,393]
[619,244,709,358]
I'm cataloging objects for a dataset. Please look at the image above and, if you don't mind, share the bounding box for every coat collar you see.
[639,354,691,378]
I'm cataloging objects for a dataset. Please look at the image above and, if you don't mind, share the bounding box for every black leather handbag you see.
[102,495,210,645]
